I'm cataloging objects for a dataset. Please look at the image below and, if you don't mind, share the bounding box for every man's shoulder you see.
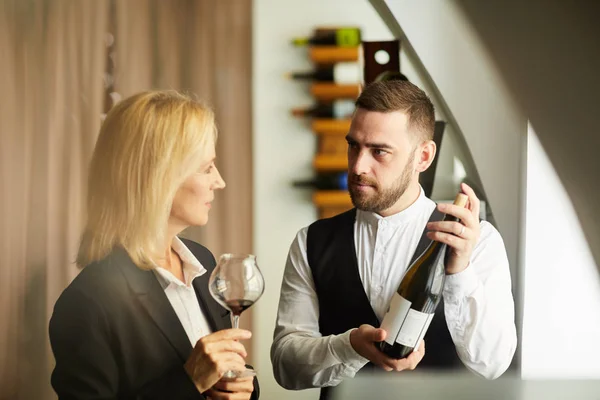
[478,220,505,246]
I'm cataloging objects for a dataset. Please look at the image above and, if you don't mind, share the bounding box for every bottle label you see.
[381,293,412,346]
[332,62,361,85]
[332,99,357,119]
[396,309,434,348]
[380,293,434,348]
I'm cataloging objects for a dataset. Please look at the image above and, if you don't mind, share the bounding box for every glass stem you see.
[231,313,240,329]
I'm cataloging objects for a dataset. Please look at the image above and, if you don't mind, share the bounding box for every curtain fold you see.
[0,1,109,399]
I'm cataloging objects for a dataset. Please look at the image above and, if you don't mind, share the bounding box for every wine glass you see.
[208,253,265,379]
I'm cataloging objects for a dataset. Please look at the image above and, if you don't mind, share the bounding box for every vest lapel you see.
[341,209,380,326]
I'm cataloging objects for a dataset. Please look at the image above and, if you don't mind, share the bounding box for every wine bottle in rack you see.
[378,192,469,359]
[288,62,361,84]
[292,27,361,47]
[292,172,348,191]
[291,100,355,119]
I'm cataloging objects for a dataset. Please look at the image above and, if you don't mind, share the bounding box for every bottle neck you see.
[291,37,310,46]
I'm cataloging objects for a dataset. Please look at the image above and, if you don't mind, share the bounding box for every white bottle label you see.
[380,293,434,348]
[396,309,434,348]
[332,99,356,119]
[333,62,361,84]
[380,293,412,346]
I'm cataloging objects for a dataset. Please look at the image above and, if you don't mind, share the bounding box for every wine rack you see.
[290,29,404,219]
[308,46,360,64]
[310,83,361,101]
[290,27,360,219]
[311,119,351,135]
[312,190,354,219]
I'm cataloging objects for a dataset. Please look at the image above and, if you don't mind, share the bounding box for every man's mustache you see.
[349,174,378,187]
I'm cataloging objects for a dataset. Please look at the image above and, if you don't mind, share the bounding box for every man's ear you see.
[415,140,436,173]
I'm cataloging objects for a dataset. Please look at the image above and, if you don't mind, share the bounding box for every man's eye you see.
[205,165,213,174]
[373,149,387,156]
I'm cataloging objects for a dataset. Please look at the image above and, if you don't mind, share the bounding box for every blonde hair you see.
[77,90,217,269]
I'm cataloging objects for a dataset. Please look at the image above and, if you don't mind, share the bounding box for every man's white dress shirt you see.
[271,188,517,389]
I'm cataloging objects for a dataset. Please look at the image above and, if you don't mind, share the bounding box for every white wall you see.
[521,126,600,379]
[382,0,526,291]
[380,0,526,369]
[252,2,396,399]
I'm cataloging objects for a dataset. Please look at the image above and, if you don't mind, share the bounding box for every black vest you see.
[307,208,462,400]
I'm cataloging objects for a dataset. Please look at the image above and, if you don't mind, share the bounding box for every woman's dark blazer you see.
[49,239,259,400]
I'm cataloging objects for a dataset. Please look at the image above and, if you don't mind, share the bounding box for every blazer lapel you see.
[116,250,192,361]
[193,272,231,332]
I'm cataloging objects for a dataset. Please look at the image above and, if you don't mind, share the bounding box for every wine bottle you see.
[379,192,468,359]
[288,62,361,84]
[291,100,355,119]
[292,27,361,47]
[292,172,348,191]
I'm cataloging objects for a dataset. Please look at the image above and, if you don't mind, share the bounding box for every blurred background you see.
[1,0,600,399]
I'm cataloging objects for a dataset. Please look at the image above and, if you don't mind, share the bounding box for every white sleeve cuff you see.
[330,329,370,368]
[444,265,480,301]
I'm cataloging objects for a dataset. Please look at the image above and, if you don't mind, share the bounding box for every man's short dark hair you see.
[355,80,435,141]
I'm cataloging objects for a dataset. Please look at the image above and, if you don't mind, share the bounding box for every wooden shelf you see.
[318,135,347,155]
[308,46,360,64]
[313,154,348,171]
[313,190,352,207]
[311,119,351,135]
[310,83,360,101]
[313,190,353,219]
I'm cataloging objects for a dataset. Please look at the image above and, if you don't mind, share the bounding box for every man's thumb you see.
[369,327,386,342]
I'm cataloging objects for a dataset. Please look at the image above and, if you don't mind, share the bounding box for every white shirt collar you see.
[357,185,429,227]
[152,236,207,289]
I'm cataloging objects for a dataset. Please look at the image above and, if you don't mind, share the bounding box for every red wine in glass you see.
[208,254,265,379]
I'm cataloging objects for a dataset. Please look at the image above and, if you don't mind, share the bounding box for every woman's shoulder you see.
[58,250,131,304]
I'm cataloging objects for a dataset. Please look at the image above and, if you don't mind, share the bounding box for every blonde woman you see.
[49,91,259,400]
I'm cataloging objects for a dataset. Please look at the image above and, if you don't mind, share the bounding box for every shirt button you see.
[374,286,382,294]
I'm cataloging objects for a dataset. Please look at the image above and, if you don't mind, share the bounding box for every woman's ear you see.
[415,140,436,173]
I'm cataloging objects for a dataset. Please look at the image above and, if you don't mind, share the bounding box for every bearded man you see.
[270,80,517,400]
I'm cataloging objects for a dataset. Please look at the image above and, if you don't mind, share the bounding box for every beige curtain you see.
[0,1,253,398]
[0,1,108,399]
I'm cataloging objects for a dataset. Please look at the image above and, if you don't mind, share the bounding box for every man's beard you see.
[348,152,415,213]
